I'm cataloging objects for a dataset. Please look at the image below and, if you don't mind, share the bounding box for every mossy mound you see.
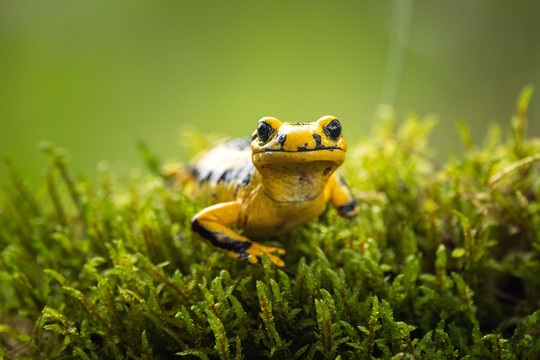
[1,89,540,359]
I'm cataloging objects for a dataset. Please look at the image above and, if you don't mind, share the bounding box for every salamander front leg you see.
[191,201,285,266]
[328,172,359,218]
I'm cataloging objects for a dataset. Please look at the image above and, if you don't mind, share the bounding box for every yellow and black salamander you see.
[179,116,358,267]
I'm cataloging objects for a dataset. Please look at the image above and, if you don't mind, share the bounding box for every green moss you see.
[1,88,540,359]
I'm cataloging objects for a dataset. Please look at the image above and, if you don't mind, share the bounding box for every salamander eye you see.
[257,121,274,142]
[323,119,341,140]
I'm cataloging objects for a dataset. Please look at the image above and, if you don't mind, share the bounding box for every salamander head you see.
[251,116,348,202]
[251,115,347,166]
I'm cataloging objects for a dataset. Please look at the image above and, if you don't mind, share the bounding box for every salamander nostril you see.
[277,134,287,147]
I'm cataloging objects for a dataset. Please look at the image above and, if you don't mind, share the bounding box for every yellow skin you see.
[189,116,358,267]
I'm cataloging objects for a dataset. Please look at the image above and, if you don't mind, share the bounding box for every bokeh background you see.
[1,0,539,178]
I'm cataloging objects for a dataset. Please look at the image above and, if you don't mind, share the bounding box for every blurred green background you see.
[1,0,539,178]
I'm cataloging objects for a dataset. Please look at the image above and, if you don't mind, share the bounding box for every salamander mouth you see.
[261,146,343,153]
[252,148,345,165]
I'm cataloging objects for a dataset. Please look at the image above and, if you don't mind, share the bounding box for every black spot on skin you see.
[195,158,255,187]
[338,174,349,187]
[323,167,332,176]
[192,219,252,255]
[337,200,358,217]
[276,134,287,147]
[265,145,340,153]
[242,173,251,186]
[218,169,232,182]
[200,170,213,182]
[313,134,323,148]
[196,166,214,184]
[235,162,254,187]
[187,166,199,178]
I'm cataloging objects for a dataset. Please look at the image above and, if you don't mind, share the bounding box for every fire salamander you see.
[185,116,358,267]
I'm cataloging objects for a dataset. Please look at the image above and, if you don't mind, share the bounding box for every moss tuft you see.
[2,89,540,359]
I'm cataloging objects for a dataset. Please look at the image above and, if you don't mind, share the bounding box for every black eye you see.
[324,119,341,140]
[257,121,274,142]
